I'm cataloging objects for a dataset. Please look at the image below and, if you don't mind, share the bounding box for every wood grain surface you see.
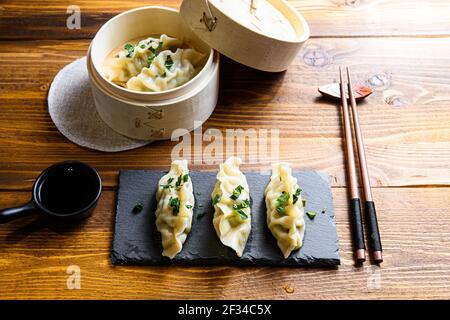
[1,187,449,299]
[0,0,449,300]
[1,38,449,189]
[2,0,450,39]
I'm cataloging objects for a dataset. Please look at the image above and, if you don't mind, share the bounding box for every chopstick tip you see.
[373,251,383,263]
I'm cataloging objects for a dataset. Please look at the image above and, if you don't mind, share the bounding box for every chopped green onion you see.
[165,55,174,70]
[276,191,290,215]
[293,188,302,204]
[185,204,193,209]
[175,174,189,188]
[306,211,317,219]
[124,43,134,58]
[149,41,162,54]
[236,209,248,220]
[169,197,180,215]
[213,194,221,205]
[230,185,244,200]
[147,53,156,67]
[175,175,182,188]
[302,199,307,207]
[232,199,250,210]
[160,177,174,189]
[132,202,143,213]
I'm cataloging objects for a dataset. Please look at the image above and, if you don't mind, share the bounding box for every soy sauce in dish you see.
[38,164,100,215]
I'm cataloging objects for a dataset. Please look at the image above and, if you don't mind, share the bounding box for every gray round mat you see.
[48,57,151,152]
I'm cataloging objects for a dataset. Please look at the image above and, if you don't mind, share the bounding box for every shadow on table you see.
[4,214,88,244]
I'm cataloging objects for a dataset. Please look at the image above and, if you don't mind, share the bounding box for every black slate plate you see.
[111,170,340,267]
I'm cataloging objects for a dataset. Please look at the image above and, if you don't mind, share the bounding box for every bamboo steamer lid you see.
[180,0,310,72]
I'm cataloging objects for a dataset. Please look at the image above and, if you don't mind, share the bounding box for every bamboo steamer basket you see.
[87,6,219,141]
[180,0,310,72]
[87,2,310,141]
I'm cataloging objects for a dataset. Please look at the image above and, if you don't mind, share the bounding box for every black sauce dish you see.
[0,161,102,224]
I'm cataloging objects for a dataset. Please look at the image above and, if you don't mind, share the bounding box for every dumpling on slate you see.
[155,159,194,259]
[264,163,306,258]
[211,157,251,257]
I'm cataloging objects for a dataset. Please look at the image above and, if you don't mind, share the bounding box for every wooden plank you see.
[1,0,450,39]
[0,187,449,299]
[1,37,449,189]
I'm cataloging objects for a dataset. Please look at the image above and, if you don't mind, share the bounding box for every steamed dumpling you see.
[264,163,305,258]
[155,160,194,259]
[211,157,251,257]
[127,48,204,92]
[106,34,204,92]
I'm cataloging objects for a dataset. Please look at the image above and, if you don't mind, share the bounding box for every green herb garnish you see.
[233,199,250,220]
[175,174,189,188]
[306,211,317,219]
[213,194,221,205]
[132,202,143,213]
[160,177,174,189]
[236,209,248,220]
[169,197,180,215]
[124,43,134,58]
[149,41,163,54]
[165,55,174,70]
[302,199,307,207]
[230,185,244,200]
[147,53,156,67]
[140,44,146,49]
[186,204,193,209]
[232,199,250,210]
[293,188,301,204]
[276,191,290,215]
[176,175,182,188]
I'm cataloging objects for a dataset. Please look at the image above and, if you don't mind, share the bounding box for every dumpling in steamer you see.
[264,163,306,258]
[127,48,204,92]
[155,160,194,259]
[106,34,204,92]
[211,157,251,257]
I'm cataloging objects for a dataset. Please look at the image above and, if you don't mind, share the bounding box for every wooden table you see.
[1,0,449,300]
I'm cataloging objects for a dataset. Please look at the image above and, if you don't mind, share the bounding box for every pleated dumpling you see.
[155,160,194,259]
[107,36,165,84]
[127,48,203,92]
[211,157,251,257]
[265,163,306,258]
[106,34,204,92]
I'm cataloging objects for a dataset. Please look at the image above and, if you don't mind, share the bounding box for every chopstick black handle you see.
[351,198,366,250]
[365,201,382,252]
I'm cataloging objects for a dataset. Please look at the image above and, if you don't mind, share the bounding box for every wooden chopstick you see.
[339,67,366,263]
[346,67,383,263]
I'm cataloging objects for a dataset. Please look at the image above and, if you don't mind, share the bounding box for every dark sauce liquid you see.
[39,164,100,215]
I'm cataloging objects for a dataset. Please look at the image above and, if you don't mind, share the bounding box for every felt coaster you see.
[112,170,340,267]
[48,57,151,152]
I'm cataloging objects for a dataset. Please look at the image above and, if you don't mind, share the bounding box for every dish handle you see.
[0,201,38,224]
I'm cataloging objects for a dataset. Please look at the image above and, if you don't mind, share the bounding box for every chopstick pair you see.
[339,67,383,264]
